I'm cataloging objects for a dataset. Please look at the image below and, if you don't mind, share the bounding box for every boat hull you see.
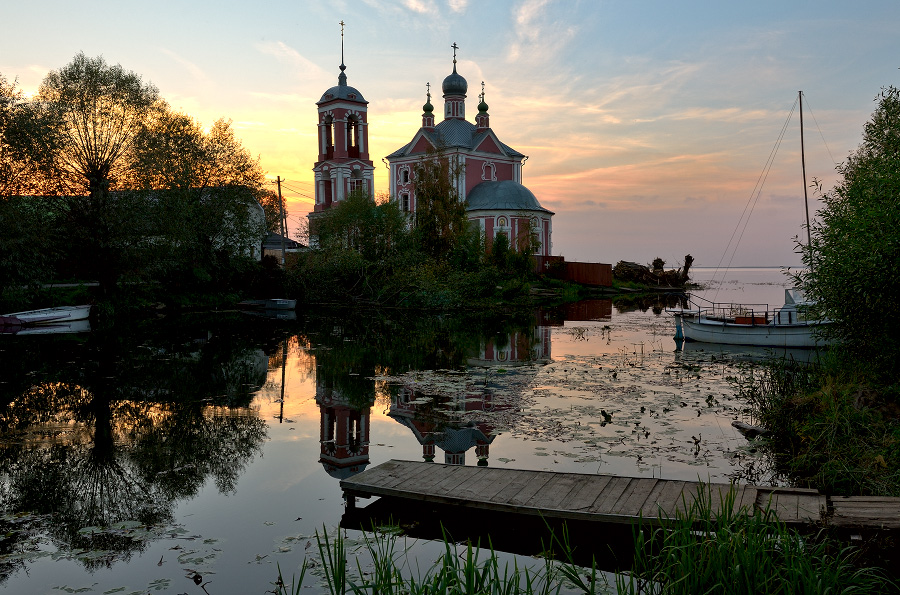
[2,305,92,325]
[677,314,826,348]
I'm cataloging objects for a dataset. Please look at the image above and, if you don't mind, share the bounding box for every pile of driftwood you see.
[613,254,693,287]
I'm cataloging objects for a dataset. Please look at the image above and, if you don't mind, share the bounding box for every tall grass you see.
[736,353,900,496]
[614,483,892,594]
[273,485,894,595]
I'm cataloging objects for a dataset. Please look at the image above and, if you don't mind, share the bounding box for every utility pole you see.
[276,176,286,266]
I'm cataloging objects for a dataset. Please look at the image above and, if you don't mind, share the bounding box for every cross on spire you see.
[480,80,485,101]
[451,42,459,64]
[426,81,431,100]
[340,21,345,67]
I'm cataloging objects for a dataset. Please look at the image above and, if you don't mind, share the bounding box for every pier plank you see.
[590,477,634,515]
[566,475,614,512]
[612,478,658,517]
[637,479,670,517]
[647,480,687,518]
[524,474,582,509]
[339,461,900,532]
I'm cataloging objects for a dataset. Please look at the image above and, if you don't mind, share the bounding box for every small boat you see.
[10,319,92,335]
[2,305,92,326]
[670,91,829,349]
[670,288,828,348]
[238,299,297,311]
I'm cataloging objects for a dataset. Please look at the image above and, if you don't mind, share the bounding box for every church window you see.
[347,115,360,157]
[400,193,410,212]
[324,115,334,157]
[482,162,497,181]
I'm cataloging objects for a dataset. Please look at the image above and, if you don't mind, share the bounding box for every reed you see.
[277,487,893,595]
[612,483,893,594]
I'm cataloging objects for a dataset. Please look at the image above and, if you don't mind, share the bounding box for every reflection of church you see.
[390,318,552,466]
[315,377,374,479]
[389,388,499,466]
[467,327,551,367]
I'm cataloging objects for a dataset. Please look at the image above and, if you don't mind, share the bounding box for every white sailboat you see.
[671,288,828,348]
[670,92,828,348]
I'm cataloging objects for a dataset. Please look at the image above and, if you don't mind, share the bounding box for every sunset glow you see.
[3,1,897,265]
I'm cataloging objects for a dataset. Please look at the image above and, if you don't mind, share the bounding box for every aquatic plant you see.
[613,483,894,594]
[279,486,893,595]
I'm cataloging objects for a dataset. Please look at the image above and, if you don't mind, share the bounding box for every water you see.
[0,269,797,594]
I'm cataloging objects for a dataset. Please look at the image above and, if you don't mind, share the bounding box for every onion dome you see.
[477,94,488,113]
[442,63,468,96]
[423,88,434,113]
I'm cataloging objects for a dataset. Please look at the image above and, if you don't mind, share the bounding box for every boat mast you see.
[799,91,813,263]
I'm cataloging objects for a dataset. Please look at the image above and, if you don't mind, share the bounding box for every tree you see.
[412,148,470,259]
[1,75,54,197]
[38,53,159,197]
[796,86,900,374]
[129,108,267,288]
[314,188,409,261]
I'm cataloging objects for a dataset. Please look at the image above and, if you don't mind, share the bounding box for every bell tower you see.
[309,22,375,241]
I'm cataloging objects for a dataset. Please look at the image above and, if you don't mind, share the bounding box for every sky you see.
[2,1,898,267]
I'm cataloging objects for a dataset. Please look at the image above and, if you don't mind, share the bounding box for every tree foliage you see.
[1,55,269,303]
[796,86,900,374]
[1,75,59,197]
[38,52,159,196]
[314,189,409,261]
[412,148,470,260]
[129,107,268,283]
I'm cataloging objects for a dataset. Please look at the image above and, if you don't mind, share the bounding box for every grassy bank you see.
[274,485,893,595]
[738,353,900,498]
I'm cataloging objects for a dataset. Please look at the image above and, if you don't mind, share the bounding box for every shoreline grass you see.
[274,485,894,595]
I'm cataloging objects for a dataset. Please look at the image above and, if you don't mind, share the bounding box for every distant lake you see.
[0,268,799,593]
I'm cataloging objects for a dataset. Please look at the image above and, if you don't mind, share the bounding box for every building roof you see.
[317,66,367,104]
[466,181,554,215]
[386,119,525,159]
[263,232,300,250]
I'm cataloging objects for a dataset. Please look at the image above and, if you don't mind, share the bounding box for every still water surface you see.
[0,268,798,593]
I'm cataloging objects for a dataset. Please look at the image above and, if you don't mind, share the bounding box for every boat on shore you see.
[2,305,92,326]
[237,299,297,311]
[670,288,828,348]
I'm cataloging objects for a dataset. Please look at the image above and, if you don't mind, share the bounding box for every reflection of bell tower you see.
[316,376,373,479]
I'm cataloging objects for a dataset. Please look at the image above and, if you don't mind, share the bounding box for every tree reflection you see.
[0,316,271,580]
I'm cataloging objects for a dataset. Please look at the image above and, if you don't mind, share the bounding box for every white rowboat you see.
[2,305,92,325]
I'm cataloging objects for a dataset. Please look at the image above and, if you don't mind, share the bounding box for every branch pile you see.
[613,254,693,287]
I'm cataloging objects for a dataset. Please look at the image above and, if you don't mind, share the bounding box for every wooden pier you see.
[340,460,900,530]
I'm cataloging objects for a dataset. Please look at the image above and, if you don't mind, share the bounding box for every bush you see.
[795,86,900,377]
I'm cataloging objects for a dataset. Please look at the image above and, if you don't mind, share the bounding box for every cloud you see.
[447,0,468,13]
[507,0,577,63]
[403,0,436,14]
[255,41,329,82]
[160,49,211,85]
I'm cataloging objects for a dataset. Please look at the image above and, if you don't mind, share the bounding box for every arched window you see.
[497,216,508,228]
[324,115,334,158]
[347,115,360,157]
[400,193,410,212]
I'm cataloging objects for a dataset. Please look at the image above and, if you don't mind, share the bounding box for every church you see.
[309,43,554,257]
